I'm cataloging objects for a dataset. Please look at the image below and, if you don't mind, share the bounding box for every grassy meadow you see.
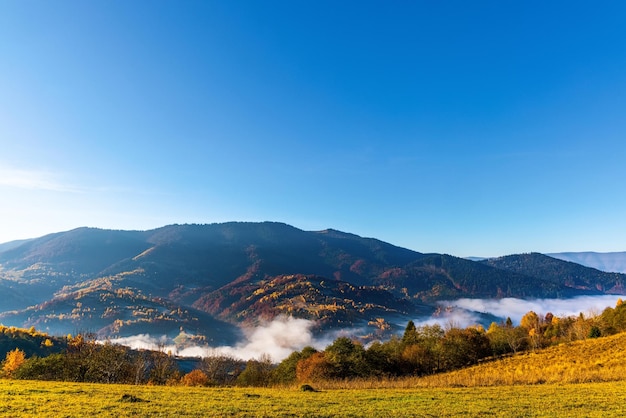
[2,378,626,417]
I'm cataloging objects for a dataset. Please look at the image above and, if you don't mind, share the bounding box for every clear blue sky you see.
[1,1,625,257]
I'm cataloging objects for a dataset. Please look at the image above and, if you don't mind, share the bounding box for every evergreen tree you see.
[401,320,419,346]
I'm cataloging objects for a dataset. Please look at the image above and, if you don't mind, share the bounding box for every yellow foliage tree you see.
[2,348,26,378]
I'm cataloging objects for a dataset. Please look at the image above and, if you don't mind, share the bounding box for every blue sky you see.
[1,1,625,257]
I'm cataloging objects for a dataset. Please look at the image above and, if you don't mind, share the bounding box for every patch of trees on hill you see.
[3,299,626,386]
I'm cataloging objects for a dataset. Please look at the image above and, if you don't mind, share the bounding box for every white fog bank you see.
[109,316,321,362]
[436,294,625,326]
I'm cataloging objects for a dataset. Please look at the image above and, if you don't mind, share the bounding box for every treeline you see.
[3,299,626,386]
[3,333,180,384]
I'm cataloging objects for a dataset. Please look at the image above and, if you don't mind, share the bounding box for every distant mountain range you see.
[0,222,624,341]
[547,252,626,274]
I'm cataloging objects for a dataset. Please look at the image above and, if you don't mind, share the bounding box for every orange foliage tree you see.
[181,369,210,386]
[296,352,330,382]
[2,348,26,378]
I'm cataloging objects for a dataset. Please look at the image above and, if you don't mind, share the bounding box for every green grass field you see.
[2,378,626,417]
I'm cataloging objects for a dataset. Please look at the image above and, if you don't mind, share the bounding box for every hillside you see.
[2,223,626,339]
[193,273,429,334]
[0,325,66,359]
[0,272,240,344]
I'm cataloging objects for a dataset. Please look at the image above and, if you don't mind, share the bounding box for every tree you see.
[2,348,26,378]
[296,352,330,382]
[416,324,445,372]
[323,337,368,379]
[236,354,274,387]
[401,320,418,346]
[401,343,430,375]
[272,346,317,385]
[131,351,151,385]
[486,322,511,356]
[65,333,98,382]
[571,313,591,341]
[201,354,245,386]
[520,311,543,350]
[86,342,132,384]
[504,325,528,354]
[365,339,404,377]
[520,311,540,331]
[588,325,601,339]
[182,369,210,386]
[440,327,491,371]
[149,350,177,385]
[12,354,70,381]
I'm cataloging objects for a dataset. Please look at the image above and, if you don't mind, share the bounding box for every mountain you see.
[0,223,432,338]
[481,253,626,294]
[0,238,34,253]
[547,252,626,274]
[1,223,625,340]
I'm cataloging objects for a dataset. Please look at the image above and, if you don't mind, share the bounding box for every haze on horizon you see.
[1,1,625,258]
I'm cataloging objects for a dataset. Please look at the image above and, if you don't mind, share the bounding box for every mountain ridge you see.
[1,223,625,340]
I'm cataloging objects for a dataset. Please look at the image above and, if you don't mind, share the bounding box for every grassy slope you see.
[415,331,626,388]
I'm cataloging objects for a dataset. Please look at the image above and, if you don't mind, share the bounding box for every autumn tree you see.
[417,324,445,372]
[65,333,98,381]
[520,311,543,350]
[401,343,430,375]
[181,369,210,386]
[486,322,510,356]
[520,311,540,331]
[440,327,491,370]
[272,346,317,384]
[2,348,26,378]
[296,352,330,382]
[571,312,592,341]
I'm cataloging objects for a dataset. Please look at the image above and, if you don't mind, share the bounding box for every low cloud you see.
[435,295,625,326]
[110,316,320,363]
